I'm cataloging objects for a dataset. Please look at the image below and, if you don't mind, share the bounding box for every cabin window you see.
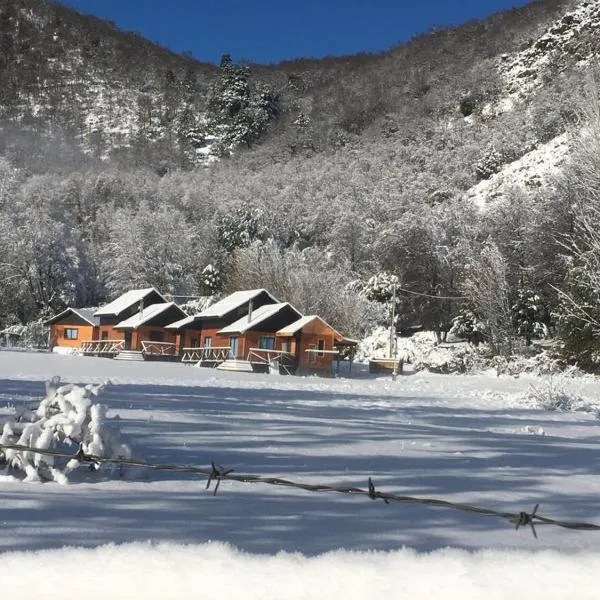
[149,330,164,342]
[259,336,275,350]
[63,328,78,340]
[101,331,109,340]
[318,339,325,357]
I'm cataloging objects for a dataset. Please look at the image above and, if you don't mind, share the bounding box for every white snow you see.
[219,302,297,334]
[95,288,165,317]
[465,133,570,210]
[1,350,600,598]
[195,289,278,318]
[115,302,181,329]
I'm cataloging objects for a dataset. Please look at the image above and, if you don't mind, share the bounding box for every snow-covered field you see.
[1,351,600,598]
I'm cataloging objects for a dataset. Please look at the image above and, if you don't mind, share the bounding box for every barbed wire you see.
[1,442,600,538]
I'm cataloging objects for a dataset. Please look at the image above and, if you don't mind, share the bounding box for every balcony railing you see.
[181,346,231,365]
[78,340,124,356]
[247,348,296,375]
[141,341,177,357]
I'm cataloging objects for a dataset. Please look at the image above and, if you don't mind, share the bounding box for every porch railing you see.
[141,341,177,357]
[181,346,231,365]
[247,348,296,375]
[78,340,124,356]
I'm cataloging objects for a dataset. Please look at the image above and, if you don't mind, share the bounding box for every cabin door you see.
[229,336,239,359]
[124,331,132,350]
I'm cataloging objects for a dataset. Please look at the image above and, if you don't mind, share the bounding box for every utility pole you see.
[390,284,399,379]
[389,284,396,359]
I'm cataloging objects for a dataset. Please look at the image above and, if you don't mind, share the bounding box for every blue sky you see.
[63,0,535,65]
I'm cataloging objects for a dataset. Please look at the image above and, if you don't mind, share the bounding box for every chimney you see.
[248,299,253,323]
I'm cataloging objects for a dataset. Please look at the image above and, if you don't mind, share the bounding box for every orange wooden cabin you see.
[217,302,303,363]
[46,308,100,351]
[166,289,279,361]
[94,287,168,345]
[276,315,356,375]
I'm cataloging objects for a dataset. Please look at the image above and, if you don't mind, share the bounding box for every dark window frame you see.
[64,328,78,340]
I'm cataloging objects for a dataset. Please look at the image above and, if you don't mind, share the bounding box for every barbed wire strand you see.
[1,442,600,538]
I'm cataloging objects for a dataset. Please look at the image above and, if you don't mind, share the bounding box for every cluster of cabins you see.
[46,288,356,376]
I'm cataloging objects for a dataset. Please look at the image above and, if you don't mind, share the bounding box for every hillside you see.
[3,0,600,368]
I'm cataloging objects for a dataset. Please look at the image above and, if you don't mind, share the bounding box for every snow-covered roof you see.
[165,315,198,330]
[276,315,354,344]
[94,288,166,317]
[115,303,178,329]
[218,302,292,335]
[195,289,278,319]
[45,307,100,326]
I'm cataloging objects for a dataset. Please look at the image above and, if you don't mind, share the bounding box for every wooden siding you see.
[98,326,125,341]
[298,331,335,371]
[132,325,178,351]
[50,324,98,348]
[238,330,287,359]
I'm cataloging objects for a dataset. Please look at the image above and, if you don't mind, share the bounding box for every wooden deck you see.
[79,340,124,356]
[181,346,231,366]
[247,348,297,375]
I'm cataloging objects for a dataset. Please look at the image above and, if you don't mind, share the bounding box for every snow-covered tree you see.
[216,205,264,253]
[460,242,514,355]
[205,54,279,155]
[100,203,200,297]
[199,263,222,295]
[363,271,399,304]
[450,308,487,346]
[511,289,550,345]
[0,377,130,483]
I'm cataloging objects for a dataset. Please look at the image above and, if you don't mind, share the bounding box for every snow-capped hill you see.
[465,133,571,209]
[499,0,600,100]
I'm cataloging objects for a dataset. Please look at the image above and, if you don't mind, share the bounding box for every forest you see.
[2,0,600,367]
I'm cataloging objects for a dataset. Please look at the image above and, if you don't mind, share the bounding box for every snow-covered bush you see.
[450,309,487,345]
[526,377,592,412]
[1,320,49,349]
[475,146,505,180]
[0,377,130,483]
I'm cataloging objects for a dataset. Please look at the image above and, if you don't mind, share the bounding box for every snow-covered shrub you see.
[526,377,592,412]
[2,320,49,349]
[475,146,505,180]
[0,377,130,483]
[20,319,49,348]
[450,309,487,345]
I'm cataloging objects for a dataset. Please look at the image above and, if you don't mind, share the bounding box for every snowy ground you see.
[1,351,600,598]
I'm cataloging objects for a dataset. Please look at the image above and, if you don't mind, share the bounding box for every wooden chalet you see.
[216,302,303,373]
[47,288,189,360]
[276,315,357,375]
[93,287,167,344]
[114,302,188,359]
[166,289,279,364]
[45,308,100,351]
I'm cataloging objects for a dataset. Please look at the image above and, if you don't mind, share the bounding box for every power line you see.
[395,286,468,301]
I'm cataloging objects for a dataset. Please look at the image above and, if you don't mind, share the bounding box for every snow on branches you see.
[0,376,130,483]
